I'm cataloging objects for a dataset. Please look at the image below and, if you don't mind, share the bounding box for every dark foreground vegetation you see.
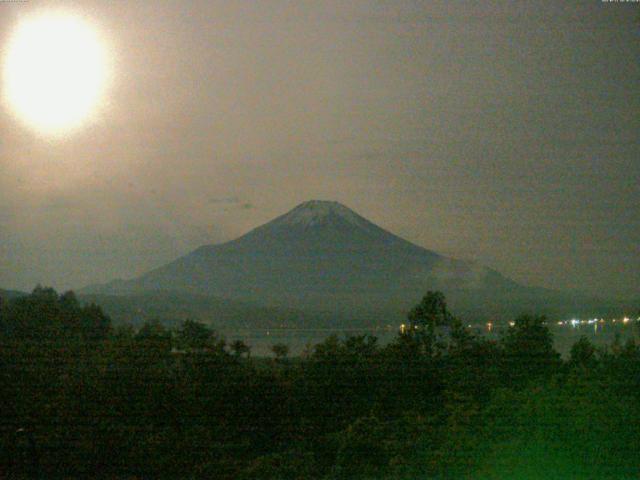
[1,287,640,479]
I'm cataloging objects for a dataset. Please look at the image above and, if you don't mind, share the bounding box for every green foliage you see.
[474,378,640,479]
[230,339,250,357]
[175,319,217,350]
[134,318,172,355]
[271,343,290,360]
[407,291,453,355]
[240,450,318,480]
[569,335,597,369]
[0,286,111,342]
[2,289,639,479]
[333,416,390,478]
[501,314,560,384]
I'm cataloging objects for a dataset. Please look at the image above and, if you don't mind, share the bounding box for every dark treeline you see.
[1,287,640,479]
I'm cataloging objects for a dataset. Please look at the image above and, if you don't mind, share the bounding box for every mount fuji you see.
[84,200,564,322]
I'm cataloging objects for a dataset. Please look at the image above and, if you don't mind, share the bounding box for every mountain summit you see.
[267,200,383,232]
[193,200,439,257]
[85,200,524,320]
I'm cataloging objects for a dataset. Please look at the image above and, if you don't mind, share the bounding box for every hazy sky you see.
[0,0,638,297]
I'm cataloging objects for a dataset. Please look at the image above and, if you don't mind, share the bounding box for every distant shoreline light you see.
[406,316,639,333]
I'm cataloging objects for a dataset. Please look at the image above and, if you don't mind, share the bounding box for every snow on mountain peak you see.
[274,200,369,228]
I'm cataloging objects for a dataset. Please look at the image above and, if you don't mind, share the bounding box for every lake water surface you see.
[222,322,639,358]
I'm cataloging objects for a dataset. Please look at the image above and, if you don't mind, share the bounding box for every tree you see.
[271,343,289,361]
[135,319,170,341]
[135,320,172,353]
[406,291,452,355]
[111,323,135,341]
[343,334,378,359]
[476,379,640,478]
[230,339,250,358]
[0,295,5,335]
[569,336,597,369]
[175,319,215,351]
[501,314,560,382]
[333,416,390,478]
[79,303,111,341]
[0,287,111,342]
[312,334,341,359]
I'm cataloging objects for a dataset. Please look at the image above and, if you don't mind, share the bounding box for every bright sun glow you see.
[3,12,109,135]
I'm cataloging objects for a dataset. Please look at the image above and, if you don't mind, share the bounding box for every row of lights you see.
[401,317,639,333]
[560,317,637,327]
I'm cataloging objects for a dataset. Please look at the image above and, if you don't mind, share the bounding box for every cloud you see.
[209,196,240,205]
[207,197,255,211]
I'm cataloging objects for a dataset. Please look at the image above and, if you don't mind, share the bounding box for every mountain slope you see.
[84,200,531,319]
[0,288,27,301]
[78,291,344,330]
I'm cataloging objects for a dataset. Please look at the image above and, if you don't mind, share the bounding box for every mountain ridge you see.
[82,200,532,320]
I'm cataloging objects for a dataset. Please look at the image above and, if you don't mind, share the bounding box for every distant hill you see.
[83,200,631,324]
[79,291,354,331]
[0,288,27,301]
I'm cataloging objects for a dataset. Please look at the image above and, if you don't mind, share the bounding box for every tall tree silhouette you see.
[407,291,452,355]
